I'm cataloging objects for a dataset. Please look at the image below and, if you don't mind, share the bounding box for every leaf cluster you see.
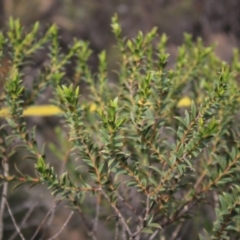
[1,15,240,239]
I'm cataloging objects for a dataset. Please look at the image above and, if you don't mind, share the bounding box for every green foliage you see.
[1,15,240,239]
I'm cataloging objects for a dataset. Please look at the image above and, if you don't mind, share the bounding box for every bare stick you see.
[40,153,70,239]
[4,197,25,240]
[121,226,127,240]
[100,188,133,238]
[117,193,142,222]
[69,197,95,238]
[144,195,150,222]
[30,201,59,240]
[92,193,101,240]
[132,194,151,238]
[46,211,74,240]
[39,201,61,240]
[114,218,119,240]
[169,222,184,240]
[9,202,37,240]
[0,156,8,240]
[135,226,141,240]
[149,229,159,240]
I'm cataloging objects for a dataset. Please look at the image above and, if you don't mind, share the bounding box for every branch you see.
[149,229,159,240]
[114,218,119,240]
[132,194,151,238]
[100,187,133,237]
[117,192,142,222]
[92,193,101,240]
[30,201,60,240]
[46,211,74,240]
[9,202,37,240]
[68,195,97,239]
[0,156,9,240]
[4,196,25,240]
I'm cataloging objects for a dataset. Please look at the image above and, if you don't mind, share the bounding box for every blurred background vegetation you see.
[1,0,240,62]
[1,0,240,239]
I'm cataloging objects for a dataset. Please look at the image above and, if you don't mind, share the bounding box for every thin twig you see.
[144,195,150,222]
[30,201,59,240]
[40,151,70,239]
[173,221,190,240]
[0,156,8,240]
[40,211,56,239]
[92,193,101,240]
[149,229,159,240]
[117,193,142,222]
[9,202,37,240]
[69,198,94,237]
[132,194,151,238]
[40,200,64,240]
[160,199,199,228]
[3,219,42,230]
[169,222,184,240]
[46,211,74,240]
[2,201,46,218]
[135,226,141,240]
[100,188,133,237]
[114,218,119,240]
[121,223,127,240]
[4,196,25,240]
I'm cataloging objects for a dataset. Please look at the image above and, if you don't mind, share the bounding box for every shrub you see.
[1,14,240,240]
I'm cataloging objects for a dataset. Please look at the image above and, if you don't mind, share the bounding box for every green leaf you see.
[148,223,162,229]
[149,166,162,176]
[142,228,153,234]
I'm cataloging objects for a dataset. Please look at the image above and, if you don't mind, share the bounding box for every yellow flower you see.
[0,105,63,117]
[89,103,97,112]
[0,96,197,118]
[0,103,98,118]
[177,96,192,108]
